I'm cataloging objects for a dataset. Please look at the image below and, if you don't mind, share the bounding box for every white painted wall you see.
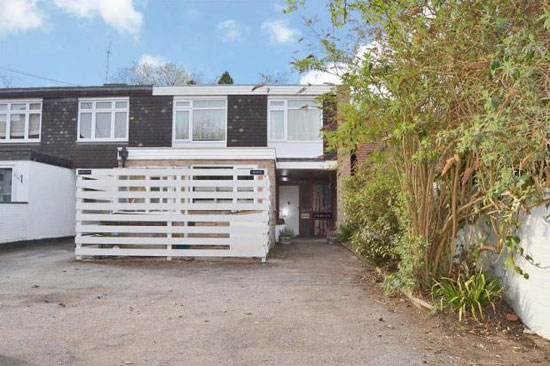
[268,141,323,159]
[503,204,550,339]
[0,160,75,244]
[456,204,550,340]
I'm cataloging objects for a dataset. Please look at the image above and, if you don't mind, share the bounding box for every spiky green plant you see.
[431,265,503,323]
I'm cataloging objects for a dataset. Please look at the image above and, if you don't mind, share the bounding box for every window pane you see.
[28,114,40,139]
[0,114,6,139]
[114,112,127,138]
[10,114,25,139]
[193,109,225,141]
[193,100,225,108]
[115,101,128,109]
[95,112,112,138]
[0,168,13,203]
[288,100,319,109]
[80,102,93,109]
[11,104,26,111]
[287,109,322,141]
[269,110,284,140]
[0,104,7,111]
[269,100,285,107]
[175,101,191,107]
[79,113,92,138]
[175,110,189,140]
[96,101,112,109]
[29,103,41,110]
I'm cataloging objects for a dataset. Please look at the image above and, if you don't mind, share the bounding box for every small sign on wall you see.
[312,212,333,219]
[250,169,265,175]
[77,169,92,175]
[300,212,311,219]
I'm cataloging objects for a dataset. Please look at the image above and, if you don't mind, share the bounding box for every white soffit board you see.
[122,147,277,161]
[276,161,337,170]
[153,85,334,96]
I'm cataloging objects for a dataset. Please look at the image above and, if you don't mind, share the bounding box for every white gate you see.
[75,166,271,260]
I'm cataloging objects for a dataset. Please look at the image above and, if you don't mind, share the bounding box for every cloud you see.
[52,0,143,36]
[183,9,201,20]
[299,63,346,85]
[217,19,249,42]
[0,0,45,38]
[138,54,168,67]
[261,19,301,45]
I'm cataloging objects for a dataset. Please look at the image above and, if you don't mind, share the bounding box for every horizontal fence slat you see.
[76,236,266,245]
[76,190,268,200]
[75,248,266,257]
[76,224,236,234]
[76,213,268,222]
[78,179,267,189]
[76,202,267,211]
[79,168,266,177]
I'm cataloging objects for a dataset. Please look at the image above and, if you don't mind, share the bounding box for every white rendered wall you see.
[503,204,550,339]
[268,141,324,159]
[456,205,550,340]
[0,161,75,244]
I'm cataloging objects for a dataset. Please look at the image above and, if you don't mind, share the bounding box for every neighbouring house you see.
[0,84,339,256]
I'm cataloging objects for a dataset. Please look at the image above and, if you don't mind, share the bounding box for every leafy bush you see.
[340,160,402,266]
[276,218,285,225]
[431,265,503,322]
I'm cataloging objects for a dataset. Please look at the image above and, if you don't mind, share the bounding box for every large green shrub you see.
[340,159,402,266]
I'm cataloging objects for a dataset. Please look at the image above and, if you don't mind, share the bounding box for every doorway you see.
[278,185,299,235]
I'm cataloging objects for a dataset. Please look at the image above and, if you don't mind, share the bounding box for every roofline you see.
[153,85,335,96]
[0,85,152,93]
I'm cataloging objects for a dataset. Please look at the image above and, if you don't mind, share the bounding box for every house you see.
[0,84,341,257]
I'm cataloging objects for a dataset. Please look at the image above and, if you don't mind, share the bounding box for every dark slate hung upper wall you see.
[0,85,173,168]
[227,95,268,147]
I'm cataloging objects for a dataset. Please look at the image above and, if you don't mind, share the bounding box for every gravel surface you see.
[0,239,547,366]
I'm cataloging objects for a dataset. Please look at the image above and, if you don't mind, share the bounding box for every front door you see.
[279,185,299,236]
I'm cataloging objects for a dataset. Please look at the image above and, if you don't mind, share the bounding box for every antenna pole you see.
[105,42,112,83]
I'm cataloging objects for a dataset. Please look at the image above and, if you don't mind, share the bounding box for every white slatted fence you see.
[75,166,270,261]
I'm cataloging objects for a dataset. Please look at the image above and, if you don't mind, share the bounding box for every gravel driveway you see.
[0,239,547,366]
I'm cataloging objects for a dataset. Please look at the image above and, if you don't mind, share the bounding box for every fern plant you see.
[431,265,503,323]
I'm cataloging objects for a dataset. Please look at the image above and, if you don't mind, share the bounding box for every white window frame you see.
[267,97,323,143]
[77,97,130,142]
[0,166,15,202]
[172,97,227,144]
[0,99,42,143]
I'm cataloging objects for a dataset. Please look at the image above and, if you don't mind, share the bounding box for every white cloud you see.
[300,63,346,85]
[138,54,168,67]
[183,9,201,20]
[261,19,301,45]
[217,19,249,42]
[0,0,45,38]
[53,0,143,36]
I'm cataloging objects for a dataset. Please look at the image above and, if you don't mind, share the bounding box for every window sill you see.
[76,140,129,144]
[0,140,41,144]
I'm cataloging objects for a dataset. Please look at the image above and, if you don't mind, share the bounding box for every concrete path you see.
[0,239,545,365]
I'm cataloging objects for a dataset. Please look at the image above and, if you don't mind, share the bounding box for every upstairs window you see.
[0,100,42,142]
[268,99,323,142]
[78,98,129,141]
[173,99,226,142]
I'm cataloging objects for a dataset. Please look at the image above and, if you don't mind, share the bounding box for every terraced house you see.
[0,84,345,260]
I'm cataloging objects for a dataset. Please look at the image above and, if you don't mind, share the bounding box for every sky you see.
[0,0,337,88]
